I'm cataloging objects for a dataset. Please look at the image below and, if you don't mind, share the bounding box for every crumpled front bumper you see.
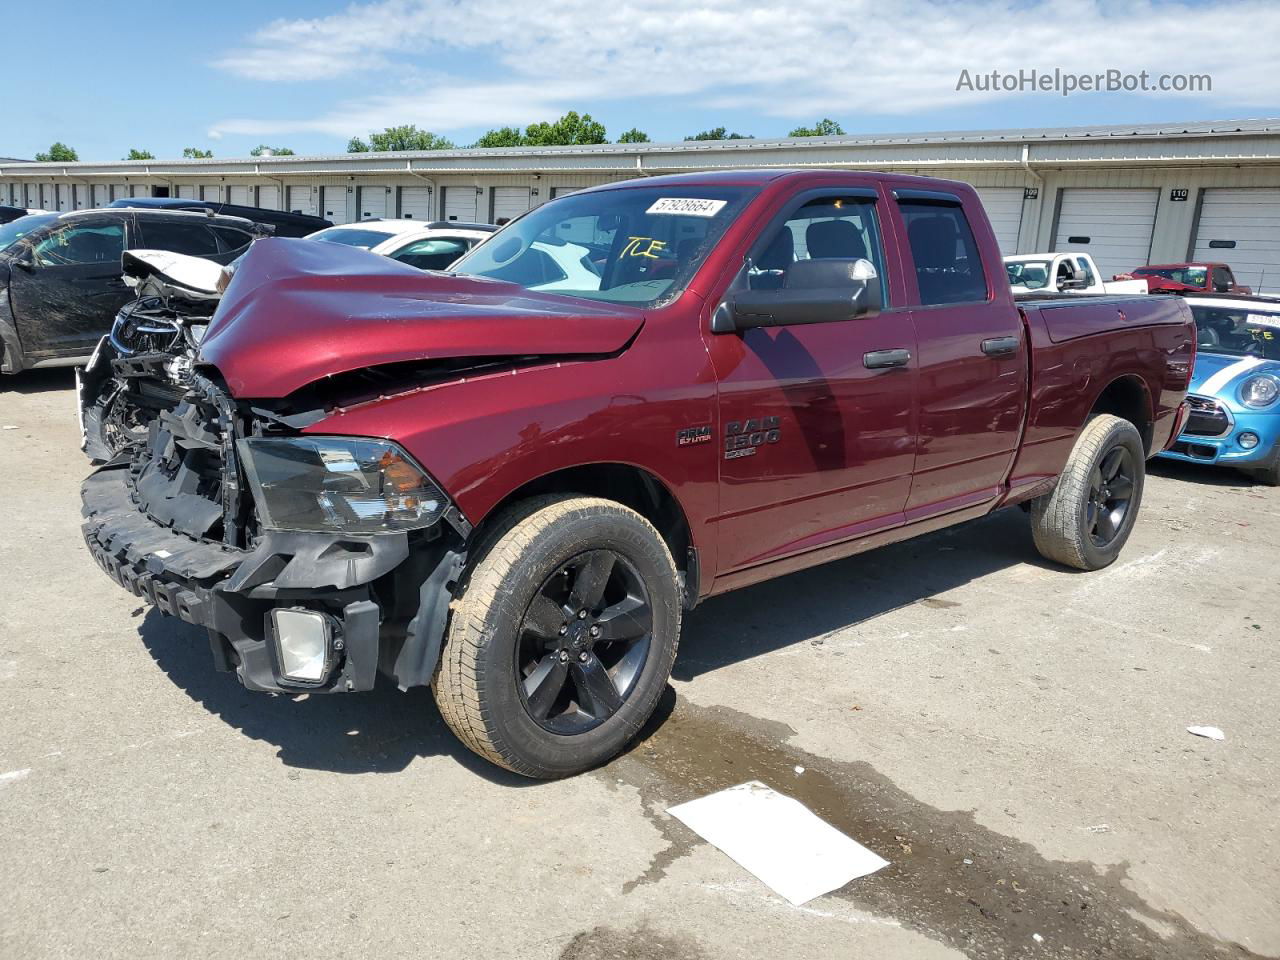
[82,463,459,694]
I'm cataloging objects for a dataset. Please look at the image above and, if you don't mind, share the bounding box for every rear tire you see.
[1030,414,1146,571]
[433,495,681,779]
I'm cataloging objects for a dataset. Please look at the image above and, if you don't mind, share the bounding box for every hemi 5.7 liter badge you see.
[677,426,713,447]
[724,417,781,459]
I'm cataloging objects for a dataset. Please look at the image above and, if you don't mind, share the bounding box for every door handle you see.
[863,348,911,369]
[981,336,1020,357]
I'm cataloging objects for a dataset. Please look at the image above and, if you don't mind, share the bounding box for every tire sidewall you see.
[1076,419,1146,568]
[462,506,680,777]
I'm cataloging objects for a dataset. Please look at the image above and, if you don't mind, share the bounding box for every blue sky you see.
[8,0,1280,162]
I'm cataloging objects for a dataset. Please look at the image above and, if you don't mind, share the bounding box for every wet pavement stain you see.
[602,695,1269,960]
[559,922,707,960]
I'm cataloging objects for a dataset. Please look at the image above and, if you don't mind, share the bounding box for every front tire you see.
[433,496,681,779]
[1030,414,1146,571]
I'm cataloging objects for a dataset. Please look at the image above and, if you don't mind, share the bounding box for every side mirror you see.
[712,258,882,333]
[12,254,34,272]
[1214,283,1230,293]
[1059,277,1088,290]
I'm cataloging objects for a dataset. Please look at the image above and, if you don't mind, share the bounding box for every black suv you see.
[108,197,331,238]
[0,208,266,375]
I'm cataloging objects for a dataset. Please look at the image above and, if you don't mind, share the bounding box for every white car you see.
[307,219,497,271]
[1005,252,1148,296]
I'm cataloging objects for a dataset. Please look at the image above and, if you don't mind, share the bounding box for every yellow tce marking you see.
[621,236,668,259]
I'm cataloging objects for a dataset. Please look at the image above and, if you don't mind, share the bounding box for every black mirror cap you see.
[717,281,882,333]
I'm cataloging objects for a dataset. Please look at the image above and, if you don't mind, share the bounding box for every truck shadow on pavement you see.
[136,614,536,785]
[136,506,1047,778]
[675,506,1052,681]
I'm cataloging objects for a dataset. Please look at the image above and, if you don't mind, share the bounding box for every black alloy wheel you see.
[1087,445,1136,547]
[515,550,653,735]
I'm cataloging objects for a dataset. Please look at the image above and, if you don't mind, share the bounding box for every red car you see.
[1125,262,1251,295]
[81,169,1195,778]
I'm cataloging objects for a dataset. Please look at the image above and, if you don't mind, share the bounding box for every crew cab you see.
[1122,262,1252,296]
[80,170,1195,778]
[1005,252,1148,295]
[0,208,266,375]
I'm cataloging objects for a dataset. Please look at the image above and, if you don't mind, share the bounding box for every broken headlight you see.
[237,436,449,534]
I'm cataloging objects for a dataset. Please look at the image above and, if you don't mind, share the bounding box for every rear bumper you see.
[82,464,458,694]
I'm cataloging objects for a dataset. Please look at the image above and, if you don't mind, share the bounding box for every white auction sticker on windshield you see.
[646,197,727,217]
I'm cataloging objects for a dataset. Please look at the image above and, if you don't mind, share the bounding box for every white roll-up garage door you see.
[491,187,531,223]
[1191,188,1280,295]
[974,187,1024,254]
[176,184,197,199]
[287,185,317,217]
[110,184,130,203]
[399,186,432,220]
[1053,188,1158,279]
[92,184,110,208]
[72,185,88,209]
[358,185,388,220]
[322,186,350,224]
[442,186,478,222]
[201,184,220,203]
[257,185,281,210]
[228,185,251,206]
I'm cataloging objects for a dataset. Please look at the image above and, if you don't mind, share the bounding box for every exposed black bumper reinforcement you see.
[81,463,454,694]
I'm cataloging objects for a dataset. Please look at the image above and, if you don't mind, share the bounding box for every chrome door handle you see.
[981,336,1019,357]
[863,348,911,369]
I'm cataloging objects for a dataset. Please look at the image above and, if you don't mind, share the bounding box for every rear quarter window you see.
[898,201,988,305]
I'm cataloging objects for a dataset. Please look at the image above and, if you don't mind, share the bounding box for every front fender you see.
[0,281,24,373]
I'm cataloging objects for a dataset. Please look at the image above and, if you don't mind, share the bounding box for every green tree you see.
[788,118,844,137]
[182,147,213,159]
[684,127,752,141]
[522,111,607,146]
[249,144,295,156]
[348,125,454,152]
[34,142,78,162]
[473,126,524,148]
[616,127,650,143]
[123,148,155,160]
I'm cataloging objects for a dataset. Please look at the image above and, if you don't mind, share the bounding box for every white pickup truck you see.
[1005,252,1149,296]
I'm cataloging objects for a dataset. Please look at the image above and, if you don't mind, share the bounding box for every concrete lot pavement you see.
[1,369,1277,959]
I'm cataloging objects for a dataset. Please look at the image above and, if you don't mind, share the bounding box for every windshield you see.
[1005,260,1051,289]
[0,213,57,252]
[1190,304,1280,359]
[1136,266,1207,286]
[309,227,392,249]
[452,185,758,307]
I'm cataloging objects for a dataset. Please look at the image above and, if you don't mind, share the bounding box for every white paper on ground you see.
[667,780,889,906]
[1187,725,1226,741]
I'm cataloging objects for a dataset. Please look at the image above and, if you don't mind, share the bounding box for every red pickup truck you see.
[1124,262,1252,295]
[81,170,1195,778]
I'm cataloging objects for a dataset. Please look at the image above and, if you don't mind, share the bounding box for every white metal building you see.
[5,118,1280,290]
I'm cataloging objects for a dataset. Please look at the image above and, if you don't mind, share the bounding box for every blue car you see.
[1160,294,1280,485]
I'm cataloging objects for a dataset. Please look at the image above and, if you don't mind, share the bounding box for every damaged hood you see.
[123,249,224,301]
[198,238,645,398]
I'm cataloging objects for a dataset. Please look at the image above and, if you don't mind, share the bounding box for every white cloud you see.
[210,0,1280,136]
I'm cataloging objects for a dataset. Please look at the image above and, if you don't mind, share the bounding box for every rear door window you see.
[898,201,988,305]
[137,219,219,257]
[211,225,254,255]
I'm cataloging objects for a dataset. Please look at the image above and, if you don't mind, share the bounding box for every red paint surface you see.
[200,170,1195,599]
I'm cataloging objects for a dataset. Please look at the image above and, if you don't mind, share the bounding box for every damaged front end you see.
[79,250,226,463]
[82,368,468,694]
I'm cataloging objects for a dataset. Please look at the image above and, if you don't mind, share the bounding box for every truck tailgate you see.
[1027,295,1191,344]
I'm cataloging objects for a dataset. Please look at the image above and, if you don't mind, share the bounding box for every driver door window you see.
[749,197,888,303]
[32,221,125,266]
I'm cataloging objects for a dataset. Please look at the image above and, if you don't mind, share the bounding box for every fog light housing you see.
[271,608,335,685]
[1239,431,1261,450]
